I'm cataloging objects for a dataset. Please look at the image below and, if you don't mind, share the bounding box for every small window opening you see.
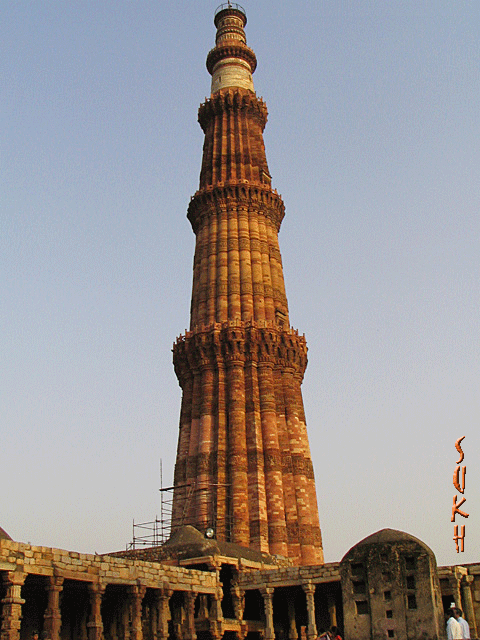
[353,581,366,595]
[355,601,368,615]
[406,575,415,590]
[384,590,391,601]
[386,610,393,619]
[351,562,364,576]
[407,594,417,610]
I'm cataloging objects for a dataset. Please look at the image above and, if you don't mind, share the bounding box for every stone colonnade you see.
[0,571,340,640]
[0,540,343,640]
[258,581,340,640]
[0,572,204,640]
[0,540,218,640]
[237,562,343,640]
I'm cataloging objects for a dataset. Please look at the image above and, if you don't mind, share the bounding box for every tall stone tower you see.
[172,4,323,566]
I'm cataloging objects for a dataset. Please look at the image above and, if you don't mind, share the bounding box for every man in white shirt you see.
[446,609,463,640]
[454,608,471,639]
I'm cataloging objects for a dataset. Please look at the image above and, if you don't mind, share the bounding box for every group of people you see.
[446,608,471,640]
[317,626,342,640]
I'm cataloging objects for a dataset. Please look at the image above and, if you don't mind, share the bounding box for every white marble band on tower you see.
[207,4,257,94]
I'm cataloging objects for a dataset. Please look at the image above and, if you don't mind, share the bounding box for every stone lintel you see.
[179,556,217,568]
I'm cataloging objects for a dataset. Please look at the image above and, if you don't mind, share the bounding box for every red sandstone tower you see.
[172,4,324,566]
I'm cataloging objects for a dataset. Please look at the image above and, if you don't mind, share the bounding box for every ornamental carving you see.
[313,526,323,547]
[269,246,282,261]
[249,238,261,252]
[229,453,248,472]
[249,518,268,540]
[287,521,300,543]
[246,448,259,471]
[291,454,307,475]
[196,452,212,473]
[217,282,228,295]
[268,524,287,543]
[305,458,315,480]
[252,283,264,294]
[187,186,285,234]
[298,524,314,546]
[228,283,241,295]
[240,281,253,294]
[198,88,264,130]
[264,450,281,471]
[173,323,308,385]
[281,453,293,473]
[263,284,274,298]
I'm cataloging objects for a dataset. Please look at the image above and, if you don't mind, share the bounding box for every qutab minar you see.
[172,3,323,566]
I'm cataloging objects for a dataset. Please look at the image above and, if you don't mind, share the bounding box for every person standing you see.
[446,609,463,640]
[454,608,471,639]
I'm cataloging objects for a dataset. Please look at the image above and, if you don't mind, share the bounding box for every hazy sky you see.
[2,1,479,567]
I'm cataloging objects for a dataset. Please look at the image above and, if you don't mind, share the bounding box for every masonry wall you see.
[0,539,217,591]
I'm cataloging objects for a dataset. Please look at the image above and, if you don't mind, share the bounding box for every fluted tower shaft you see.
[172,5,324,566]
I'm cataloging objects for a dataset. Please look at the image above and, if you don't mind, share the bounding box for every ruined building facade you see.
[171,4,322,566]
[1,6,479,640]
[2,528,480,640]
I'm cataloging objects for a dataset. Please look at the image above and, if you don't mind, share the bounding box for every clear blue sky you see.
[2,1,479,566]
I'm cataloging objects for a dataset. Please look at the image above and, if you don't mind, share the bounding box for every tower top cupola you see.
[207,3,257,94]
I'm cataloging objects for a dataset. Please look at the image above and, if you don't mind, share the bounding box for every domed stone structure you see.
[340,528,444,640]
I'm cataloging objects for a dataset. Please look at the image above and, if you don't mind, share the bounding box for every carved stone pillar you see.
[80,606,88,640]
[261,588,274,640]
[302,583,317,640]
[184,592,197,640]
[287,598,298,640]
[150,600,158,640]
[461,576,477,638]
[326,594,337,628]
[232,583,245,621]
[197,595,209,621]
[171,594,184,640]
[1,572,26,640]
[122,592,131,640]
[130,586,146,640]
[450,574,463,611]
[109,610,118,640]
[209,588,224,640]
[155,589,172,640]
[87,582,104,640]
[43,575,63,640]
